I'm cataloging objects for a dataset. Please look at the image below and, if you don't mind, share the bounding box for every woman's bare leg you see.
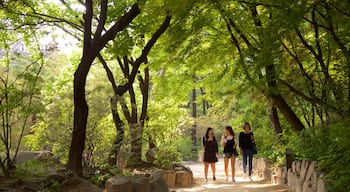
[224,158,229,181]
[204,162,209,181]
[231,156,236,181]
[210,163,216,180]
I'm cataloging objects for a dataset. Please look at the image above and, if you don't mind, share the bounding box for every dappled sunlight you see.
[202,183,236,189]
[243,183,279,188]
[171,160,294,192]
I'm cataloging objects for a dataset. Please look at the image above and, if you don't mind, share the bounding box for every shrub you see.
[154,144,182,169]
[292,120,350,192]
[173,137,193,160]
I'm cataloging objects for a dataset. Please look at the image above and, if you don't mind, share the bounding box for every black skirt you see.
[203,139,218,163]
[204,151,218,163]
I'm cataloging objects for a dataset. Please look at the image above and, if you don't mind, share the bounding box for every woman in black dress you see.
[202,127,218,182]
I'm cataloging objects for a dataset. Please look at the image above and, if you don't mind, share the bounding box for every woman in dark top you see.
[239,122,255,180]
[202,127,218,182]
[221,126,238,182]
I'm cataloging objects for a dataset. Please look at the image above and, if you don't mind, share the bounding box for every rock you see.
[131,177,151,192]
[47,173,65,183]
[162,170,176,188]
[145,148,157,163]
[105,176,132,192]
[150,171,169,192]
[14,151,59,165]
[62,177,102,192]
[282,167,288,184]
[305,161,315,181]
[287,169,296,187]
[23,180,45,191]
[317,176,326,192]
[295,161,301,176]
[175,170,193,188]
[295,178,302,192]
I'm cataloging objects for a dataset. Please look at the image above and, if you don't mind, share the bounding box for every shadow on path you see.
[170,158,295,192]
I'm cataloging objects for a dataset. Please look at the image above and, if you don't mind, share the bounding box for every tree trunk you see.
[200,87,208,115]
[67,3,141,175]
[100,15,170,167]
[108,96,126,166]
[191,87,197,159]
[268,101,282,141]
[249,5,305,132]
[270,94,305,131]
[67,69,89,175]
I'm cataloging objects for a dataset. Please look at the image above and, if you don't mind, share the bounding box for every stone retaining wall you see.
[287,160,326,192]
[241,158,327,192]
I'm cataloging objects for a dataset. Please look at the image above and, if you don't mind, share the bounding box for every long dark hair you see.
[243,122,251,130]
[205,127,213,139]
[225,126,235,136]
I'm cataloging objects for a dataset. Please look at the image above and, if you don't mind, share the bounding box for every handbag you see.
[252,143,257,154]
[234,147,239,156]
[199,148,204,162]
[251,133,257,154]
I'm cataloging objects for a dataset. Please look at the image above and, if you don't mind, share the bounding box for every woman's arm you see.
[221,135,226,147]
[250,132,255,143]
[239,132,243,148]
[202,136,206,149]
[234,135,238,148]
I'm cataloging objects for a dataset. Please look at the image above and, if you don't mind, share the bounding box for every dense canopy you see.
[0,0,349,191]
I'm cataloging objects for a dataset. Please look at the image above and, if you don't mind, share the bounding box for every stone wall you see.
[245,158,327,192]
[287,160,326,192]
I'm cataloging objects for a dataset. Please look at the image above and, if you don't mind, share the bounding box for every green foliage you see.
[290,120,350,192]
[173,137,192,160]
[14,160,50,178]
[154,144,182,169]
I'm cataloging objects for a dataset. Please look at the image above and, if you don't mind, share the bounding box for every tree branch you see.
[94,0,108,40]
[82,0,93,58]
[117,15,171,93]
[98,54,118,91]
[278,79,339,112]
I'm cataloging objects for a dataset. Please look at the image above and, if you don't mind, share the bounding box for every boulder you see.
[317,175,326,192]
[145,148,157,163]
[14,151,59,165]
[105,176,132,192]
[131,177,151,192]
[150,171,169,192]
[62,177,102,192]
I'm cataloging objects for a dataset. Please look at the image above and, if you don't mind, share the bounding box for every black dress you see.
[202,136,218,163]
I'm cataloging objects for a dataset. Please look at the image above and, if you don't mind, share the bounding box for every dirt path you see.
[170,158,295,192]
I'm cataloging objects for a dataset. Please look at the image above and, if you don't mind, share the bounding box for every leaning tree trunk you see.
[268,100,282,142]
[249,5,305,132]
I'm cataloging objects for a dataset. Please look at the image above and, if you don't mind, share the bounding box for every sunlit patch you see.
[244,183,278,188]
[202,183,235,189]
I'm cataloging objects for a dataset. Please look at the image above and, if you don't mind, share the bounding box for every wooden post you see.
[286,148,293,170]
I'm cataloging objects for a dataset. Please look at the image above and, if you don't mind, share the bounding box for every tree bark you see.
[270,94,305,131]
[268,102,282,141]
[191,86,197,159]
[99,15,171,166]
[249,5,305,131]
[108,96,126,166]
[67,2,140,175]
